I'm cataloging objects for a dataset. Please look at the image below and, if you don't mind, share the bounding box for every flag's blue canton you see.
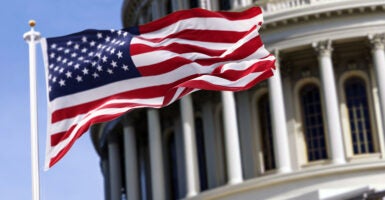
[46,28,141,101]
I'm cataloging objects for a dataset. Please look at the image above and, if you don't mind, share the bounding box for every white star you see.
[117,51,123,58]
[122,64,129,71]
[102,55,108,62]
[107,69,113,74]
[82,68,89,75]
[110,48,115,54]
[97,33,103,39]
[76,75,83,82]
[105,36,111,42]
[59,79,65,86]
[97,65,103,71]
[92,72,99,78]
[51,43,57,49]
[123,32,128,37]
[52,77,57,83]
[71,52,77,58]
[111,60,117,68]
[74,44,80,49]
[110,29,115,33]
[74,63,80,69]
[49,64,54,69]
[81,48,88,53]
[50,52,55,58]
[68,61,73,66]
[66,41,73,46]
[82,36,87,43]
[88,52,94,57]
[65,71,72,78]
[90,41,96,47]
[64,49,70,54]
[117,30,122,35]
[59,68,64,74]
[91,61,97,67]
[119,41,125,46]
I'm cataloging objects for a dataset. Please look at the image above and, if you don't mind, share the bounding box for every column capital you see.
[369,33,385,51]
[312,40,333,57]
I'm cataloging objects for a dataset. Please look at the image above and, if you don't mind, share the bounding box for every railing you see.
[254,0,352,14]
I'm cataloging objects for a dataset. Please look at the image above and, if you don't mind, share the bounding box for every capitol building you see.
[91,0,385,199]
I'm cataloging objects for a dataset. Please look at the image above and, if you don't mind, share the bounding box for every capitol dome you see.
[91,0,385,199]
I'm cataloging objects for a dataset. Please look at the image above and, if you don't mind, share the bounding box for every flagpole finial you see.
[29,20,36,27]
[23,20,41,43]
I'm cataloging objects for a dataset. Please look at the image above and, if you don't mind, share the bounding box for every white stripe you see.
[220,27,259,57]
[167,87,185,105]
[49,62,213,110]
[131,37,232,50]
[191,71,266,88]
[49,97,164,134]
[220,54,275,73]
[132,27,262,67]
[140,15,263,40]
[48,107,138,159]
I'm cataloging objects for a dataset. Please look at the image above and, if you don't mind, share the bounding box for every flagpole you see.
[23,20,41,200]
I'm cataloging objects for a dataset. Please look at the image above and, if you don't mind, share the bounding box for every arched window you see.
[257,93,276,171]
[300,84,328,161]
[344,77,375,154]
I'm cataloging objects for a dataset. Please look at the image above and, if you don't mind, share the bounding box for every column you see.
[147,109,165,200]
[267,51,292,173]
[313,40,346,164]
[107,134,123,200]
[180,96,200,197]
[236,91,258,179]
[122,118,139,200]
[369,34,385,131]
[221,91,243,184]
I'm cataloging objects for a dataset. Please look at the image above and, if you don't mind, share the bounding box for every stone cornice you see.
[260,0,385,28]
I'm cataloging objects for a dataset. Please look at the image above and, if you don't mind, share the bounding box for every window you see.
[165,131,181,200]
[195,116,208,191]
[300,84,328,161]
[344,77,375,154]
[219,0,231,10]
[257,94,276,171]
[189,0,199,8]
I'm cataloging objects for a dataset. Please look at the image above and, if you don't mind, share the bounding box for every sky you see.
[0,0,124,199]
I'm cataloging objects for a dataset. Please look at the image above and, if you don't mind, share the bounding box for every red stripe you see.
[136,57,193,76]
[136,29,252,44]
[211,59,275,81]
[49,112,128,168]
[51,75,199,123]
[139,7,262,34]
[130,42,225,56]
[179,70,274,92]
[195,33,263,66]
[50,101,157,147]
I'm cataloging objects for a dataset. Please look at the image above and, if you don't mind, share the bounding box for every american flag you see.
[41,6,276,169]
